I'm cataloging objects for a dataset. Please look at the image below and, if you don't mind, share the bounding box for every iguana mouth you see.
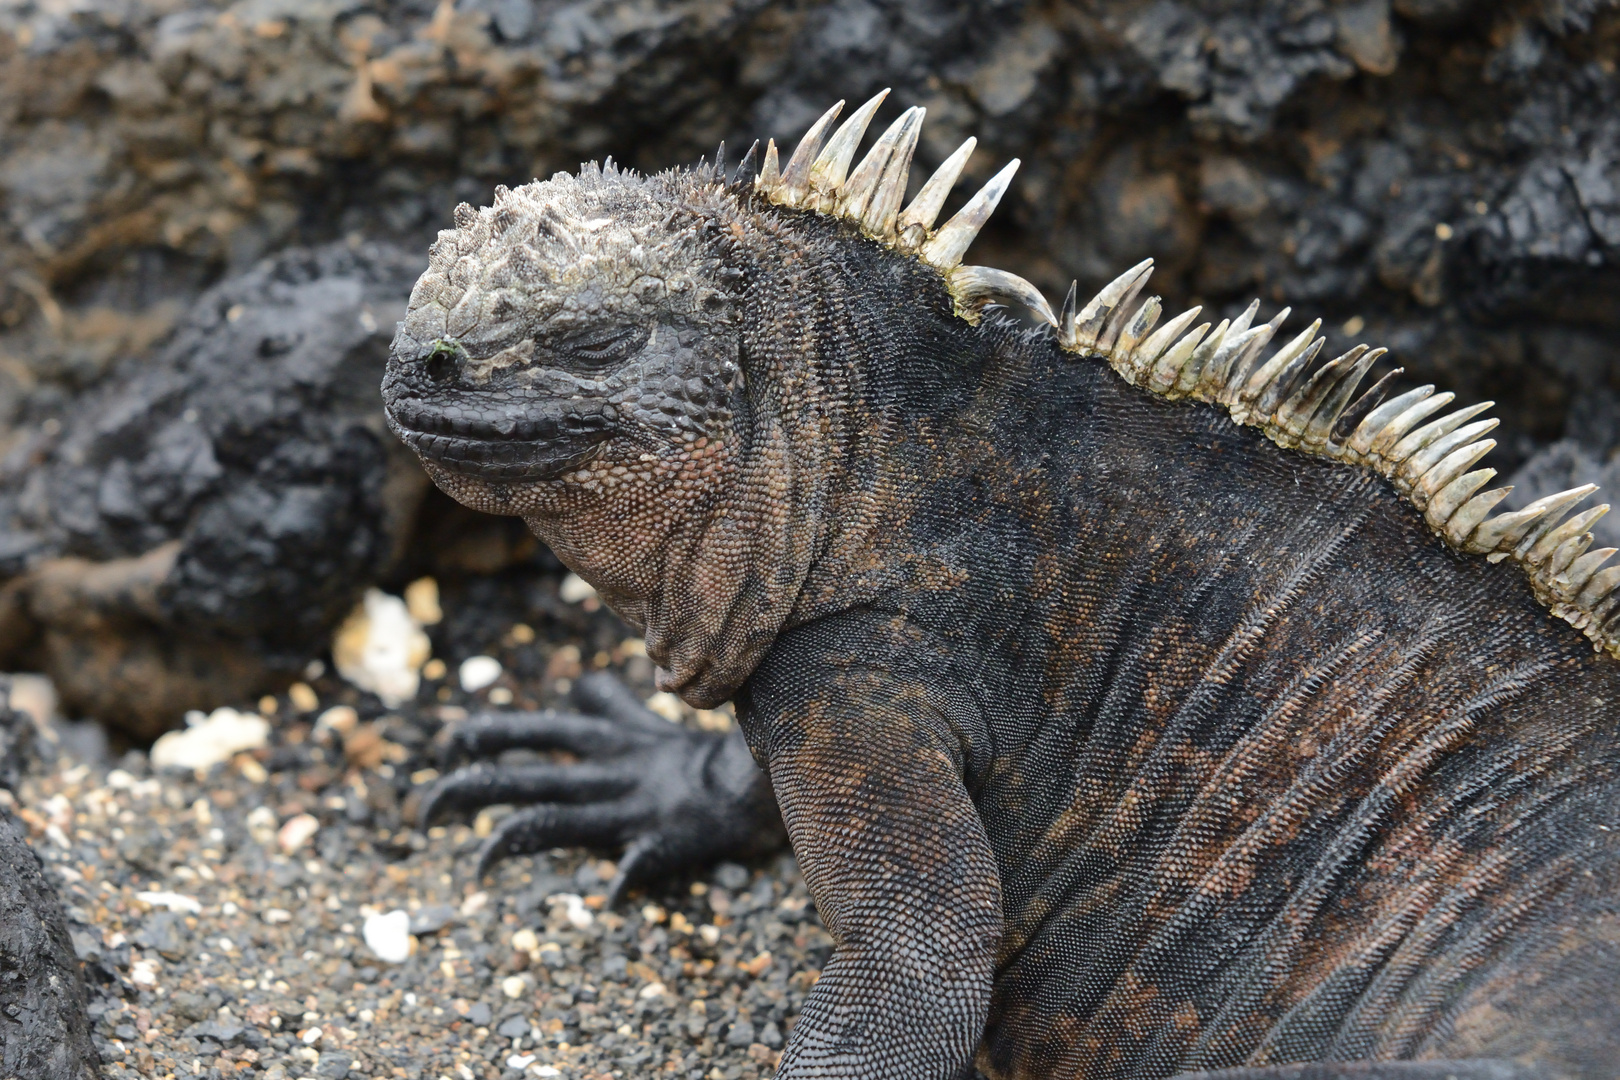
[383,391,611,482]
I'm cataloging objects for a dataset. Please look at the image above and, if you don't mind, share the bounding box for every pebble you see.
[149,707,269,770]
[133,890,201,914]
[558,574,598,604]
[458,656,503,693]
[332,588,432,707]
[364,909,414,964]
[276,813,320,854]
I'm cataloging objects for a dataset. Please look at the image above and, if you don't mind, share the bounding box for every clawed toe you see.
[474,802,639,881]
[436,708,647,768]
[418,761,639,829]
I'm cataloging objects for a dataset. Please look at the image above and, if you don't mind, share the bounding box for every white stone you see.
[458,655,503,693]
[150,708,270,771]
[332,589,431,707]
[134,891,201,914]
[507,1055,536,1070]
[559,573,597,603]
[363,909,412,964]
[501,975,528,1000]
[277,813,319,854]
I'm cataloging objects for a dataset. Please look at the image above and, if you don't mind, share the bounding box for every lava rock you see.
[0,808,98,1079]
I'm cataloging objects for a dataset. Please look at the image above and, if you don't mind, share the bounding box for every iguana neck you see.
[557,205,970,708]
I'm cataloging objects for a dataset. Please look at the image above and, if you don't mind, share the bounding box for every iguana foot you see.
[417,672,782,903]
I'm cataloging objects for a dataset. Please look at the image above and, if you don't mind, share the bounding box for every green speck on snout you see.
[425,338,468,383]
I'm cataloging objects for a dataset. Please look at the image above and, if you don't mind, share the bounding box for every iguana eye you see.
[553,324,651,370]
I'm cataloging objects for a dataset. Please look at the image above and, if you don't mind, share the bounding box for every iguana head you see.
[382,93,1053,703]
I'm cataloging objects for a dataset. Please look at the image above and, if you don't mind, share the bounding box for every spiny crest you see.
[1060,257,1620,661]
[747,95,1620,661]
[752,91,1055,327]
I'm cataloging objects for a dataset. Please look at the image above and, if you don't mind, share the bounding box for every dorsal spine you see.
[747,93,1620,661]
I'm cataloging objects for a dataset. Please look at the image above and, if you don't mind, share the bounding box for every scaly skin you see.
[382,158,1620,1079]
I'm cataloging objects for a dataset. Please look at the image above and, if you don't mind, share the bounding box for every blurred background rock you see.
[0,0,1617,734]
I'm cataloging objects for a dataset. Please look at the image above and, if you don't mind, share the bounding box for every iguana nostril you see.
[424,340,463,383]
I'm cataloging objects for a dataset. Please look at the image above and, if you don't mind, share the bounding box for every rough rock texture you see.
[0,697,97,1080]
[0,241,432,735]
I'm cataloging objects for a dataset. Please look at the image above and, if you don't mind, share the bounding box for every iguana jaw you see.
[383,378,614,483]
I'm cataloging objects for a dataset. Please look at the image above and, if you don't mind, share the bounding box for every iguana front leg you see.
[740,619,1004,1080]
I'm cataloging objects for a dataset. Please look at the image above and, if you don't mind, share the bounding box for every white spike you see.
[755,139,780,190]
[1130,305,1203,374]
[1346,386,1434,455]
[1173,318,1232,394]
[1416,438,1496,498]
[947,265,1057,327]
[1112,297,1162,368]
[778,100,844,206]
[1070,259,1154,353]
[1466,486,1597,554]
[1526,504,1609,566]
[1561,547,1616,593]
[1148,322,1213,394]
[1260,339,1334,426]
[1367,392,1456,459]
[919,159,1020,270]
[1445,486,1512,547]
[1549,531,1597,577]
[848,108,925,237]
[1387,402,1496,464]
[808,90,889,209]
[1397,420,1498,482]
[896,138,976,250]
[1424,468,1496,526]
[1240,321,1320,403]
[1578,564,1620,606]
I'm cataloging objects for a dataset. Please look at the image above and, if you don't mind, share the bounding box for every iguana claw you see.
[415,673,783,901]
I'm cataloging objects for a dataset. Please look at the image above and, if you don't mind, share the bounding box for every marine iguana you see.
[384,93,1620,1079]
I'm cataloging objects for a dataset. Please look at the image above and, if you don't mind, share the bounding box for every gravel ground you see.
[4,583,822,1080]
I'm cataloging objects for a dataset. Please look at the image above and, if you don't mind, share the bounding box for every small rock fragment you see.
[277,813,319,854]
[407,904,455,934]
[558,573,597,603]
[332,589,431,706]
[134,891,201,914]
[501,975,528,999]
[405,576,443,624]
[459,655,503,693]
[363,909,412,963]
[150,708,270,771]
[287,681,319,712]
[313,705,359,742]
